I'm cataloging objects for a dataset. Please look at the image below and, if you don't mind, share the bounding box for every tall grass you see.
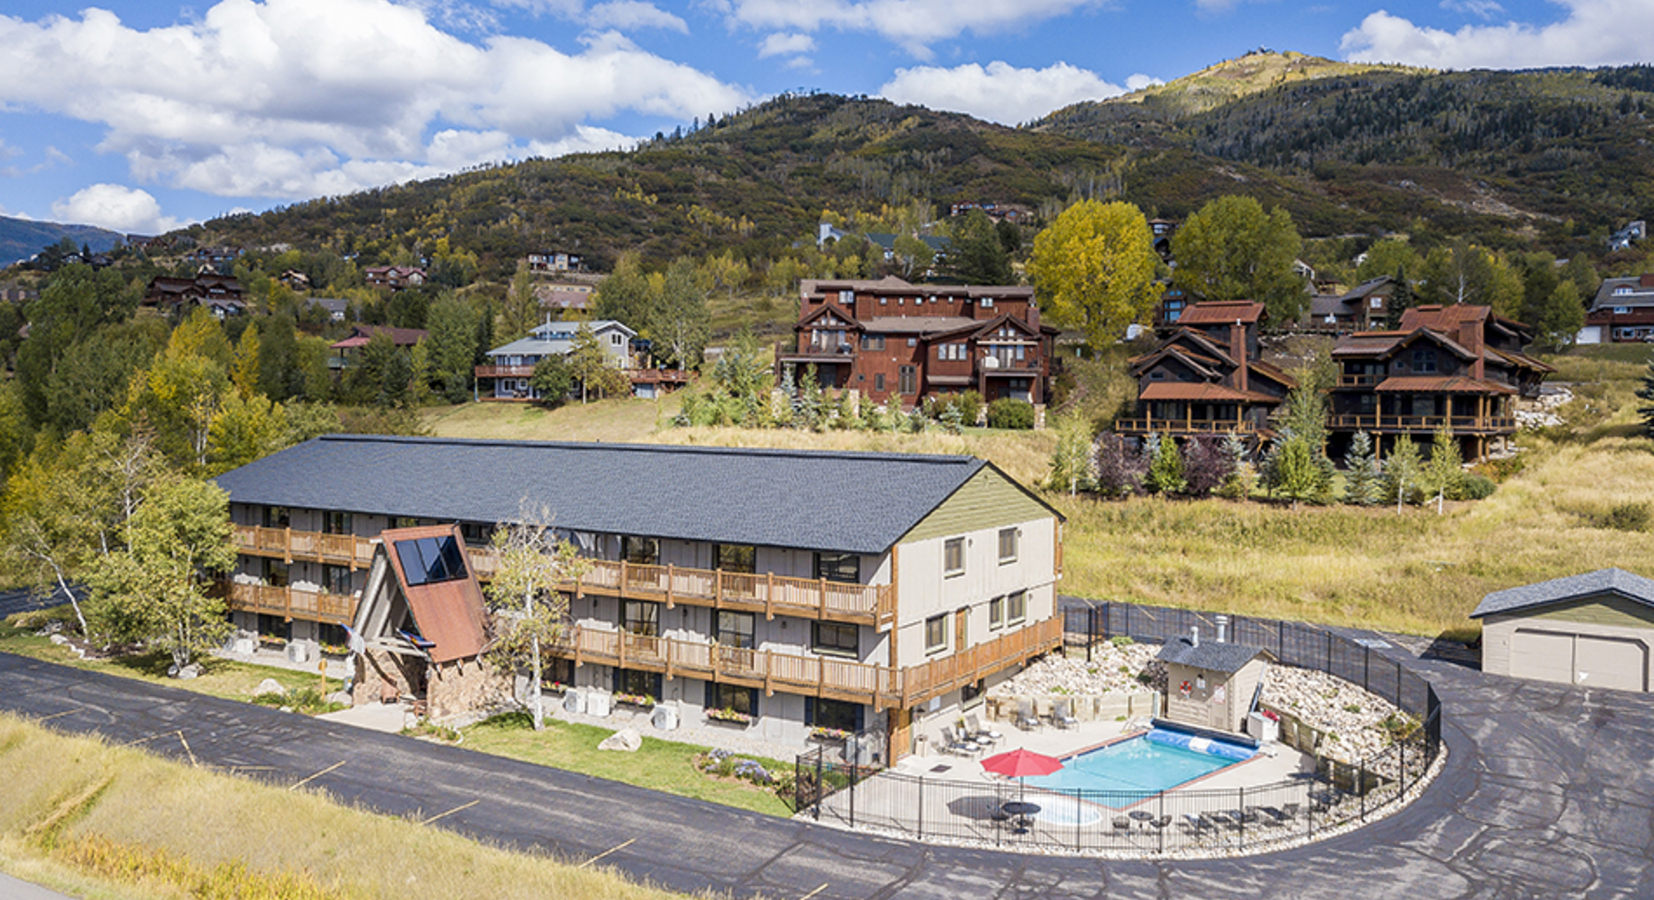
[0,714,689,900]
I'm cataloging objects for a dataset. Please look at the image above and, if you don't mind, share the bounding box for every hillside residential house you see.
[779,276,1057,408]
[533,280,596,314]
[527,251,583,273]
[475,320,635,401]
[328,325,428,373]
[1307,276,1397,332]
[1577,274,1654,344]
[1116,300,1297,442]
[1328,304,1551,461]
[364,266,426,290]
[143,274,247,315]
[212,436,1066,751]
[305,297,350,322]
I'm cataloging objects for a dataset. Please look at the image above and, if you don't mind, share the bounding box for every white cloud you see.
[0,0,749,199]
[51,183,182,233]
[722,0,1103,56]
[1341,0,1653,69]
[880,61,1133,124]
[585,1,689,31]
[757,32,816,58]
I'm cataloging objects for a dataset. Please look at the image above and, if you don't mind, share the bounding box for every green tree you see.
[648,258,711,369]
[1046,411,1095,495]
[231,323,261,399]
[1383,434,1424,509]
[1354,238,1422,285]
[1342,431,1381,506]
[1641,349,1654,439]
[891,234,934,280]
[1420,425,1465,514]
[592,253,653,328]
[43,318,167,437]
[1144,432,1187,494]
[17,264,140,432]
[566,327,631,402]
[529,355,573,404]
[207,391,290,475]
[1281,369,1331,454]
[484,509,585,731]
[1028,200,1160,352]
[1416,240,1523,315]
[500,262,541,342]
[423,294,479,403]
[946,210,1014,284]
[1171,196,1306,324]
[1270,433,1328,510]
[1530,279,1586,350]
[85,476,236,673]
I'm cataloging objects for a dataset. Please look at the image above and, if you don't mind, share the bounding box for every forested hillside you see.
[0,216,126,267]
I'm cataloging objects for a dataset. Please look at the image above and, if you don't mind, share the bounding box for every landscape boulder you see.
[598,727,642,752]
[253,678,287,698]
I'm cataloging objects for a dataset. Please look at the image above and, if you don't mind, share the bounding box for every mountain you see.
[1105,50,1417,119]
[1034,52,1654,250]
[0,215,128,267]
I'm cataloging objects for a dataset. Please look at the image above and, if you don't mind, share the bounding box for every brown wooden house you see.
[1116,300,1296,441]
[778,276,1057,408]
[1328,304,1552,461]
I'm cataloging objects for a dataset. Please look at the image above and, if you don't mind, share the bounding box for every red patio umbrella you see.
[980,748,1064,778]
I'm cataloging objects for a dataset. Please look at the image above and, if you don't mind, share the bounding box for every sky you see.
[0,0,1649,236]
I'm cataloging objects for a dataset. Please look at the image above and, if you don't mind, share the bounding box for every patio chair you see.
[1279,802,1302,822]
[1015,700,1040,731]
[1112,816,1132,833]
[1150,814,1172,832]
[1180,813,1209,836]
[964,712,1003,747]
[1053,697,1078,729]
[940,726,981,757]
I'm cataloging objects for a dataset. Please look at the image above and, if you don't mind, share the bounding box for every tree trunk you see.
[526,587,542,730]
[48,562,89,638]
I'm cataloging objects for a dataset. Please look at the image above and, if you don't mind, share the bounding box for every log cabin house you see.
[212,436,1065,755]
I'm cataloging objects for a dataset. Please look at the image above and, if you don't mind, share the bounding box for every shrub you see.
[986,398,1035,429]
[1093,434,1145,497]
[1180,435,1232,496]
[1458,474,1497,500]
[1603,501,1651,532]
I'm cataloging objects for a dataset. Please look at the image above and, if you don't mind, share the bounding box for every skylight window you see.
[395,535,468,586]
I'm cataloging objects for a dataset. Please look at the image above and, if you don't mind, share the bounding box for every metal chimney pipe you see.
[1190,626,1200,648]
[1216,615,1229,643]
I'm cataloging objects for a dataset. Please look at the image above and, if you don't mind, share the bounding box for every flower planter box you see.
[705,708,753,727]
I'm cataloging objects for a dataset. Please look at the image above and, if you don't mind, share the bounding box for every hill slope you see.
[0,215,127,267]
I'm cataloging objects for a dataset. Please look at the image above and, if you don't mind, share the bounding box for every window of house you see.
[880,297,887,305]
[982,298,994,308]
[962,679,984,707]
[899,365,917,394]
[807,697,861,733]
[715,544,756,574]
[460,522,492,545]
[944,537,964,576]
[317,622,347,648]
[392,517,422,529]
[1614,306,1630,314]
[708,682,758,716]
[262,506,291,529]
[622,536,659,565]
[616,668,661,701]
[622,600,659,636]
[907,337,917,347]
[1614,286,1633,295]
[715,611,755,649]
[925,613,948,653]
[814,552,861,583]
[812,621,858,657]
[1007,590,1027,624]
[263,558,289,587]
[323,511,352,535]
[875,373,886,392]
[611,333,623,346]
[256,613,291,641]
[998,528,1018,563]
[989,596,1005,629]
[862,334,885,351]
[839,289,854,303]
[1411,348,1438,373]
[321,564,352,595]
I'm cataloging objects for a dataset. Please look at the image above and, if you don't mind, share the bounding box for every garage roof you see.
[1471,568,1654,619]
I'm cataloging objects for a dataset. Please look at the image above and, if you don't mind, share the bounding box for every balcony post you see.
[763,650,774,697]
[665,564,675,610]
[619,559,627,597]
[818,577,829,620]
[284,527,293,564]
[766,571,774,619]
[665,637,674,681]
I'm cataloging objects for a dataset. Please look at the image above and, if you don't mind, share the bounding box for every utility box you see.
[1248,710,1280,743]
[586,691,612,718]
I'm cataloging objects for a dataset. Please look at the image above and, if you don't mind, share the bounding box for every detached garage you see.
[1473,568,1654,693]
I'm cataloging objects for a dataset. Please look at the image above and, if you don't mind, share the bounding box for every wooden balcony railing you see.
[546,614,1062,709]
[1338,374,1382,386]
[1113,418,1258,435]
[474,365,536,378]
[221,582,359,626]
[233,525,376,567]
[1328,414,1516,433]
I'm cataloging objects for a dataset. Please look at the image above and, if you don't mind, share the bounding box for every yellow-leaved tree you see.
[1028,200,1160,353]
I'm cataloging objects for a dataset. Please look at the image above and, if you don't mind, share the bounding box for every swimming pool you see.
[1022,729,1256,809]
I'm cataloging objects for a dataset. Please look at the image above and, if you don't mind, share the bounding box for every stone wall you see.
[427,655,511,725]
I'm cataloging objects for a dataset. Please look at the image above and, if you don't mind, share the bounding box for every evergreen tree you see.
[1214,432,1255,500]
[1342,431,1381,506]
[1270,432,1329,510]
[1145,432,1187,494]
[1640,349,1654,439]
[945,209,1014,284]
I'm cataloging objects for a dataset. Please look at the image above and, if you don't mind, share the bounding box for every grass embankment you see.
[0,713,686,900]
[422,394,683,443]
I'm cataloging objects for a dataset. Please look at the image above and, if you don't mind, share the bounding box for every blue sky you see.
[0,0,1645,235]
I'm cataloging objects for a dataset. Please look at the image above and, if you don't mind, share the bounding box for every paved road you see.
[1,641,1651,899]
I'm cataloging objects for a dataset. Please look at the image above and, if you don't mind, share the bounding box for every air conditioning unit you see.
[562,689,587,715]
[651,703,680,731]
[585,691,612,717]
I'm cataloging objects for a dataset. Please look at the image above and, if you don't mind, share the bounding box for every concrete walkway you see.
[1,636,1652,898]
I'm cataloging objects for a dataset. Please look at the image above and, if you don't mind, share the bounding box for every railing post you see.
[666,564,674,609]
[1239,785,1246,848]
[284,526,293,563]
[916,775,924,840]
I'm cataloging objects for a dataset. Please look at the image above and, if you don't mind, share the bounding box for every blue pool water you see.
[1021,730,1255,809]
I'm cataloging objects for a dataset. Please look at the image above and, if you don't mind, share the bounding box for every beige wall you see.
[1163,657,1267,734]
[1482,600,1653,692]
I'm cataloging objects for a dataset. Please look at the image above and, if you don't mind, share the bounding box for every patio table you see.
[1000,801,1041,834]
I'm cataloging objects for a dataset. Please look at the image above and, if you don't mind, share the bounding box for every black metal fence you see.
[795,603,1444,856]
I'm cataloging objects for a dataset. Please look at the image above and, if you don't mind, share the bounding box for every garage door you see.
[1576,636,1648,692]
[1511,629,1574,685]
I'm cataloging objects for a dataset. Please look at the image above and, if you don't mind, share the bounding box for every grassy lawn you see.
[421,395,684,443]
[458,712,794,817]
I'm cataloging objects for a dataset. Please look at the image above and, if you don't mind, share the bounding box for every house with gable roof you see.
[1578,273,1654,344]
[212,436,1066,748]
[475,319,635,401]
[1473,568,1654,693]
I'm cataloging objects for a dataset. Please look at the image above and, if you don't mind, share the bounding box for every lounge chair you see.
[1015,699,1040,731]
[1053,697,1078,729]
[1112,816,1133,834]
[940,725,980,757]
[964,712,1003,747]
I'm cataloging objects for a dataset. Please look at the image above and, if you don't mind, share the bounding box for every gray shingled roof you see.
[213,436,1017,556]
[1470,568,1654,619]
[1156,636,1270,674]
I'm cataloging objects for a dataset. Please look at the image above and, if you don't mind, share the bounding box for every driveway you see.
[0,639,1650,899]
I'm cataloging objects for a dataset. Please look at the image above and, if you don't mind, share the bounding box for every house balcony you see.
[546,614,1061,710]
[474,365,536,378]
[220,582,359,626]
[1337,374,1382,387]
[467,550,895,631]
[1114,416,1259,436]
[775,342,857,364]
[1328,414,1517,434]
[233,525,376,568]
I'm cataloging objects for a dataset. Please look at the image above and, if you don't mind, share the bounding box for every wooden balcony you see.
[1328,414,1516,434]
[1114,417,1258,435]
[547,614,1062,709]
[475,365,536,378]
[467,549,895,631]
[233,525,375,568]
[1338,374,1382,387]
[222,582,359,626]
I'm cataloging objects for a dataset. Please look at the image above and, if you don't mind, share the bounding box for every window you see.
[1007,590,1027,624]
[616,668,661,701]
[839,289,854,303]
[1370,296,1384,309]
[622,600,659,636]
[263,558,288,587]
[715,611,755,649]
[989,596,1005,629]
[944,537,964,576]
[812,621,858,657]
[899,365,917,394]
[321,564,352,595]
[907,337,917,347]
[1614,306,1630,314]
[1614,286,1633,295]
[998,528,1018,564]
[262,506,291,529]
[317,622,347,648]
[393,535,468,586]
[323,511,352,535]
[392,517,422,529]
[814,552,861,583]
[925,614,948,653]
[255,613,291,641]
[460,522,492,545]
[622,536,659,565]
[981,297,994,308]
[1410,347,1438,373]
[936,343,966,361]
[610,333,623,346]
[807,697,861,733]
[714,544,756,574]
[708,682,758,716]
[874,373,886,392]
[862,334,886,351]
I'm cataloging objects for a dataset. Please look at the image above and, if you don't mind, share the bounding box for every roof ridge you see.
[313,433,983,466]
